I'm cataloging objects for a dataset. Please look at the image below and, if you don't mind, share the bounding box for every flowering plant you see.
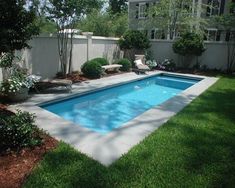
[0,53,41,94]
[24,75,41,88]
[0,77,24,93]
[145,60,157,70]
[0,74,40,94]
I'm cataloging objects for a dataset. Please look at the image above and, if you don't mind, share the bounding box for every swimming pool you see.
[40,74,201,134]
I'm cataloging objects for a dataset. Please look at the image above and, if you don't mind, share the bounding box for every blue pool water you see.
[40,74,200,134]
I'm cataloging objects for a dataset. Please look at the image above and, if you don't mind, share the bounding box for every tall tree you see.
[27,0,57,34]
[146,0,206,39]
[109,0,127,14]
[77,10,128,37]
[0,0,39,54]
[212,2,235,73]
[0,0,39,81]
[45,0,103,76]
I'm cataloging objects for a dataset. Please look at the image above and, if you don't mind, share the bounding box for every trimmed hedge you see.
[116,58,131,71]
[92,57,109,66]
[81,60,102,78]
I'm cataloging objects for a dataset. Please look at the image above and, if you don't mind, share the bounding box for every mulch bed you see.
[62,71,126,82]
[174,69,224,77]
[56,72,89,83]
[0,106,58,188]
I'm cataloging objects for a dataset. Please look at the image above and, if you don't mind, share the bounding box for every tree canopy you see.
[46,0,103,29]
[118,30,150,50]
[77,10,128,37]
[173,32,205,57]
[109,0,127,14]
[146,0,206,39]
[0,0,39,53]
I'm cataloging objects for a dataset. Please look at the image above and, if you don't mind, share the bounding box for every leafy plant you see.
[158,59,176,71]
[0,64,40,94]
[173,32,205,56]
[116,58,131,71]
[109,0,128,14]
[118,30,150,50]
[81,60,102,79]
[92,58,109,66]
[0,110,42,152]
[0,77,25,94]
[145,60,157,70]
[77,10,128,37]
[0,53,15,68]
[173,32,206,67]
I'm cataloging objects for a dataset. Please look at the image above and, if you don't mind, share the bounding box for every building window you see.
[150,29,166,40]
[206,0,221,17]
[138,3,147,19]
[204,29,220,41]
[225,30,235,41]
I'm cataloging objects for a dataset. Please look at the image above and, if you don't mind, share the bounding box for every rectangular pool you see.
[40,74,201,134]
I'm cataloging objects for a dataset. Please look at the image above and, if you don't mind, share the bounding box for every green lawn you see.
[24,75,235,188]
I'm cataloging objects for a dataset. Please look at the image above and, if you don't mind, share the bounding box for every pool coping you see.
[10,71,218,166]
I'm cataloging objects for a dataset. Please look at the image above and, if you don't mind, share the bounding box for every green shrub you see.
[92,57,109,66]
[173,32,206,56]
[81,60,102,79]
[0,110,42,152]
[118,30,150,50]
[116,59,131,71]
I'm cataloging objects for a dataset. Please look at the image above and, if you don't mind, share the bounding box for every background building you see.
[128,0,235,41]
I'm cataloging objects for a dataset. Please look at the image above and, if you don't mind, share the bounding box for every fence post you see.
[82,32,93,62]
[0,68,3,82]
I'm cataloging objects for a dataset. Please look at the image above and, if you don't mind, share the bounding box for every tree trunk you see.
[68,33,74,74]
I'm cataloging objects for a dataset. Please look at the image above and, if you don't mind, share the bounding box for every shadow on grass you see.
[25,143,109,188]
[174,82,235,186]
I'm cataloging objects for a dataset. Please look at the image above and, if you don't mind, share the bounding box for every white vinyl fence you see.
[0,36,230,82]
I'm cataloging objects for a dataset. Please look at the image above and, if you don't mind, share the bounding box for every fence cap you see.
[82,32,93,37]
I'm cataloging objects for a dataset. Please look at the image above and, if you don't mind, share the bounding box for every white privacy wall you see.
[21,35,121,79]
[91,37,121,62]
[0,36,229,82]
[150,40,228,70]
[22,36,60,79]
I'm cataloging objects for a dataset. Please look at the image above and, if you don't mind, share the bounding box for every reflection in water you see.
[42,75,199,134]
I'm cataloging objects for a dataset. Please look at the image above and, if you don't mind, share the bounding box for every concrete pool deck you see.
[11,71,218,166]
